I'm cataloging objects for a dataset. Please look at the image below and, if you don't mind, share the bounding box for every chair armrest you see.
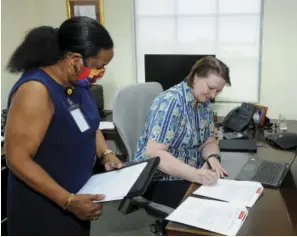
[118,196,174,219]
[145,201,174,218]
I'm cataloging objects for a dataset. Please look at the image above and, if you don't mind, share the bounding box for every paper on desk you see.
[166,197,248,236]
[99,121,114,130]
[193,179,263,207]
[77,162,147,202]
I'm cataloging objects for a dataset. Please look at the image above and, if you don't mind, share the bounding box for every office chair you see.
[90,84,112,119]
[113,82,174,235]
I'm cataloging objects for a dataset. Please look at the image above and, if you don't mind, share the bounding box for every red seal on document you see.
[238,211,246,220]
[256,187,262,194]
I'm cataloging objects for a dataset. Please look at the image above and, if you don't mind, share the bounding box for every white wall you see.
[99,0,136,110]
[34,0,67,26]
[1,0,38,109]
[1,0,136,111]
[1,0,67,109]
[259,0,297,120]
[1,0,297,120]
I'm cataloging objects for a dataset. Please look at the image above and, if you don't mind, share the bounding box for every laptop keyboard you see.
[252,161,285,184]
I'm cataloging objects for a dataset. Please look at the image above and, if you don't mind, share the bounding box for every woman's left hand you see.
[103,154,123,171]
[206,157,228,179]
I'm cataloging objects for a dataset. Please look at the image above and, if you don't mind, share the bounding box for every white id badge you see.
[70,106,90,132]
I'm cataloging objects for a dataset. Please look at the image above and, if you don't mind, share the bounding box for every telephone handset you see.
[222,103,256,132]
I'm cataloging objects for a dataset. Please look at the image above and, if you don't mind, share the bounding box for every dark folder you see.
[117,157,160,213]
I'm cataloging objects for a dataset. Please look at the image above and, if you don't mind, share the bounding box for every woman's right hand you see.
[66,194,105,221]
[195,168,218,185]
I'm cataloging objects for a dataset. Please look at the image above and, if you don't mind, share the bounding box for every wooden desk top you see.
[166,121,297,236]
[166,176,297,236]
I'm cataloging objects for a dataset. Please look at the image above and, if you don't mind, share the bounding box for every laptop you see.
[235,155,296,188]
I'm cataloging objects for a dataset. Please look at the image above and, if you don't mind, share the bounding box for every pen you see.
[206,160,228,178]
[206,159,215,172]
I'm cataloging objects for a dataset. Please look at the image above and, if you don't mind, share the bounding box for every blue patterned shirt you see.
[134,81,216,180]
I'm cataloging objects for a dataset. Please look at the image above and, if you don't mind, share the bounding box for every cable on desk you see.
[288,148,297,167]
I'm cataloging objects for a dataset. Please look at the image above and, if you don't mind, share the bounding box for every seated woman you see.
[135,56,231,208]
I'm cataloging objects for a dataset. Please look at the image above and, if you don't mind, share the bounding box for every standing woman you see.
[5,16,122,235]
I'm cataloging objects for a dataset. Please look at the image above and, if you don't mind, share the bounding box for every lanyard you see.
[65,87,90,132]
[65,87,80,112]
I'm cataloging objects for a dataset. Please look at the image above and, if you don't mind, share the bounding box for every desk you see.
[166,120,297,236]
[93,113,128,173]
[100,113,128,162]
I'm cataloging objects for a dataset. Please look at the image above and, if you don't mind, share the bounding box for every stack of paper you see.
[77,162,147,202]
[99,121,115,130]
[166,197,248,236]
[166,179,264,235]
[193,179,263,207]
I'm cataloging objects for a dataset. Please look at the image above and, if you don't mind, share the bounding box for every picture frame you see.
[252,104,268,127]
[66,0,104,24]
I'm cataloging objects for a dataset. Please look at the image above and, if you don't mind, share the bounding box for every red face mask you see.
[76,67,105,87]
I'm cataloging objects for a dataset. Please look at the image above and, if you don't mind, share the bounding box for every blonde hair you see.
[186,56,231,88]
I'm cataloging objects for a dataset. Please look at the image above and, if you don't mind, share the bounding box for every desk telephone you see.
[222,103,256,132]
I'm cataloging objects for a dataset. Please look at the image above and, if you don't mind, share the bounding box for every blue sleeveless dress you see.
[6,68,100,235]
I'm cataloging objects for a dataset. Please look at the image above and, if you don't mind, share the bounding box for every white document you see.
[1,136,4,142]
[166,197,248,236]
[193,179,263,207]
[99,121,115,130]
[77,162,147,202]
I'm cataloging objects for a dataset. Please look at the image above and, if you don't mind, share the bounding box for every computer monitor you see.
[144,54,215,91]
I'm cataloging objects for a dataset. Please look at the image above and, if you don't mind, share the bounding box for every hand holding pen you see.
[205,156,228,179]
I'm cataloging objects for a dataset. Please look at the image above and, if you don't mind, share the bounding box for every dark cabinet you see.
[1,155,8,236]
[1,220,7,236]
